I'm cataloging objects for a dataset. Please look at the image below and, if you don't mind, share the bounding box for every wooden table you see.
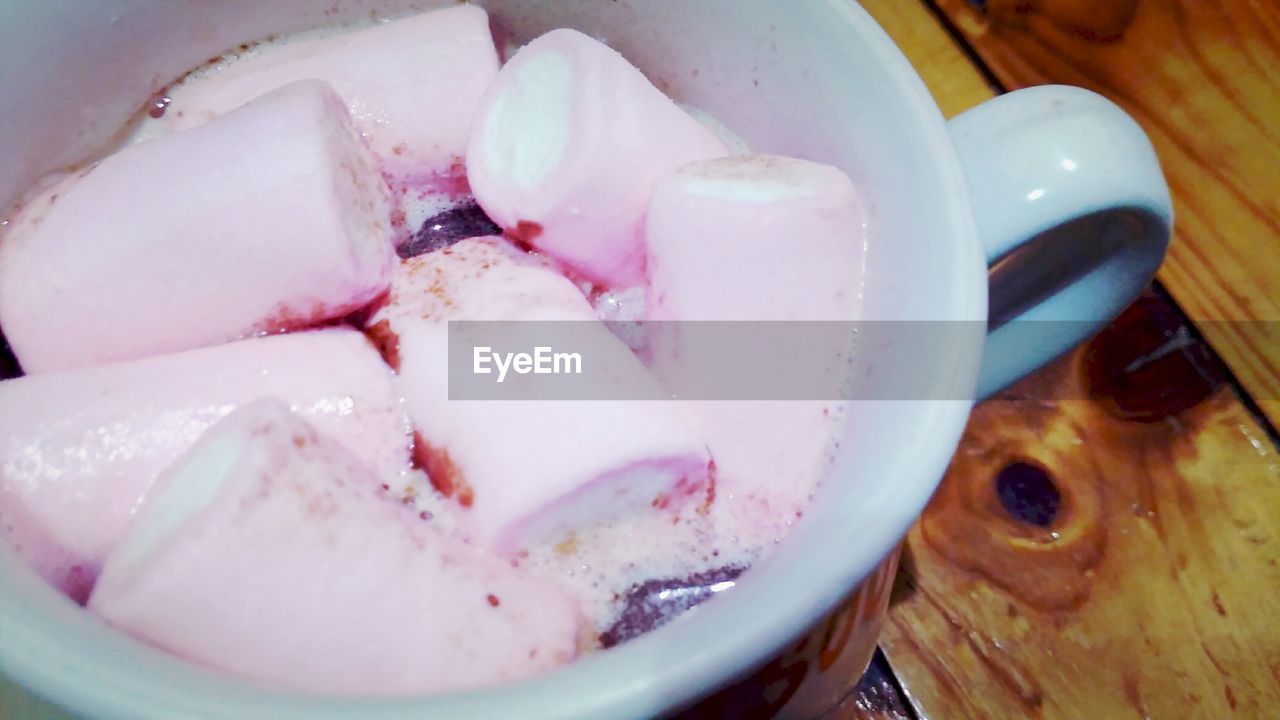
[0,4,1272,719]
[827,1,1280,718]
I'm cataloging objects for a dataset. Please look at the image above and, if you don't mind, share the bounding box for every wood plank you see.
[930,0,1280,428]
[854,2,1280,717]
[880,291,1280,719]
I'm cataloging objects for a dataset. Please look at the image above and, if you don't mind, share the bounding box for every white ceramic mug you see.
[0,1,1171,717]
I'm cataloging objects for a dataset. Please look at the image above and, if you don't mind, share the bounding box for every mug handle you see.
[948,85,1173,399]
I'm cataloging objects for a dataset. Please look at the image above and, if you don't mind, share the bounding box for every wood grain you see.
[931,0,1280,427]
[878,292,1280,718]
[853,2,1280,718]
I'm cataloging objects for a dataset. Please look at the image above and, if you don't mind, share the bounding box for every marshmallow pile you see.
[0,4,868,697]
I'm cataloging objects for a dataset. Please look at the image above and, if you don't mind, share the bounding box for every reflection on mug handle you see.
[949,85,1174,399]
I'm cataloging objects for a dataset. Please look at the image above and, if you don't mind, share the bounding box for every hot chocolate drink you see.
[0,4,868,695]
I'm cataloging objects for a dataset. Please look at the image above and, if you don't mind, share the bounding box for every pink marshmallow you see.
[0,329,409,601]
[89,399,578,695]
[370,237,711,553]
[156,5,499,176]
[0,80,394,373]
[647,155,867,322]
[466,29,728,287]
[645,155,867,518]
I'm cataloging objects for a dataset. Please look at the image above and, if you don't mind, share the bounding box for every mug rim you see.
[0,1,986,718]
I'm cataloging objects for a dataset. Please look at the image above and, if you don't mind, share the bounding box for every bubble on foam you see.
[513,466,802,637]
[519,502,747,635]
[369,454,796,639]
[396,188,471,240]
[381,466,467,537]
[593,286,648,354]
[593,286,646,323]
[373,452,792,636]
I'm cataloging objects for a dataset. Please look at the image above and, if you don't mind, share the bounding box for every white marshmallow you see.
[0,329,409,601]
[645,155,868,519]
[0,80,394,373]
[156,5,499,177]
[369,237,711,554]
[467,29,728,287]
[89,399,579,695]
